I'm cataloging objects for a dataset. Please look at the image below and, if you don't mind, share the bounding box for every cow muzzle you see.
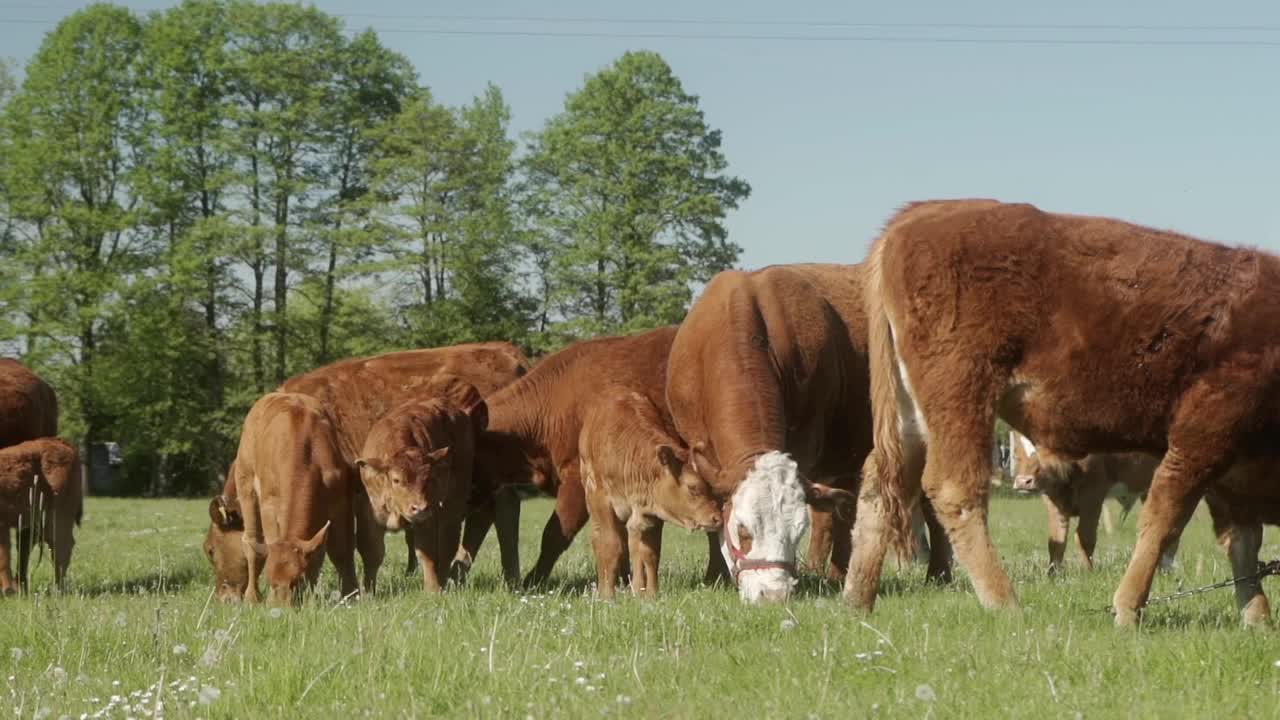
[1013,474,1038,493]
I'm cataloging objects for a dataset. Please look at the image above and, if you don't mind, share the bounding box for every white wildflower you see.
[915,684,936,702]
[172,644,188,656]
[197,686,221,705]
[780,619,797,631]
[268,608,283,619]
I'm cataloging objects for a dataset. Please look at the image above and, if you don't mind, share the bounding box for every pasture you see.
[4,493,1280,719]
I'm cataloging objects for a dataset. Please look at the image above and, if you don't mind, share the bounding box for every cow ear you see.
[301,521,330,555]
[210,496,242,530]
[427,446,450,463]
[656,445,683,475]
[467,399,488,434]
[802,479,856,516]
[689,441,713,475]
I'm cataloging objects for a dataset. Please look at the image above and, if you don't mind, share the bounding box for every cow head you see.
[358,399,487,530]
[1010,434,1080,497]
[204,494,247,602]
[651,445,722,532]
[713,450,854,604]
[248,522,329,607]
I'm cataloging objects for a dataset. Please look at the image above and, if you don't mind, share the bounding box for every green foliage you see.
[0,5,748,494]
[5,496,1279,718]
[524,50,750,341]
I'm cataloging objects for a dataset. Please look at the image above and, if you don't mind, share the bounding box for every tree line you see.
[0,1,750,495]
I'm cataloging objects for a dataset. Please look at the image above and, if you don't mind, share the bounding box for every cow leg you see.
[922,441,1017,610]
[1075,485,1108,571]
[493,489,522,588]
[524,473,589,588]
[1042,494,1071,574]
[922,499,953,584]
[404,527,417,576]
[240,516,263,605]
[1112,447,1217,627]
[15,520,32,594]
[586,491,624,600]
[450,499,495,585]
[845,438,925,611]
[353,496,385,596]
[46,505,75,590]
[0,523,15,594]
[704,532,731,586]
[628,517,663,598]
[1225,522,1269,627]
[438,517,463,591]
[327,504,359,600]
[805,507,834,577]
[828,507,854,583]
[412,522,445,593]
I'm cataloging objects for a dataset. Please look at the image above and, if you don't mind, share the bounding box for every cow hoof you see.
[1241,597,1271,629]
[1113,607,1141,627]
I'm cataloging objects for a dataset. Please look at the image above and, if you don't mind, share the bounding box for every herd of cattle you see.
[3,199,1279,627]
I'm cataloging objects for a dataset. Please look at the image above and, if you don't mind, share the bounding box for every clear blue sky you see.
[2,0,1278,267]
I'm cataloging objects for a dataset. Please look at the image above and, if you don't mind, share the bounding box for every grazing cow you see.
[203,343,528,597]
[233,393,358,605]
[356,379,488,592]
[666,264,944,604]
[0,438,81,592]
[579,390,722,599]
[0,359,59,593]
[468,326,726,588]
[846,199,1280,626]
[204,465,247,602]
[1008,431,1165,572]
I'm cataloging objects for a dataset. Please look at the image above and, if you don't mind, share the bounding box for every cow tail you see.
[862,238,917,558]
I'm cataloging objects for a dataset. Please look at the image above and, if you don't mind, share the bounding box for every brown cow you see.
[666,264,942,603]
[468,326,726,588]
[356,379,488,592]
[0,359,59,593]
[846,199,1280,626]
[233,393,358,605]
[204,464,246,602]
[0,438,81,592]
[204,343,528,597]
[579,389,722,599]
[1008,430,1166,572]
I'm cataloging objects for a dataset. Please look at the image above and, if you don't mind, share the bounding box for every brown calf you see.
[204,465,248,602]
[847,199,1280,626]
[356,380,488,592]
[1009,431,1163,572]
[233,393,359,606]
[0,438,80,592]
[580,390,722,599]
[0,359,59,593]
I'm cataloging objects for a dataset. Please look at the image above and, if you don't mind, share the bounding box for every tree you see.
[308,29,413,364]
[524,50,749,340]
[225,0,344,387]
[1,4,146,446]
[368,85,533,347]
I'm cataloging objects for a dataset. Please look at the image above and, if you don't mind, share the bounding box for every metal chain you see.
[1101,559,1280,614]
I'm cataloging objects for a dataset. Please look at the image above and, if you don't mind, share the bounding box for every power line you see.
[2,14,1279,47]
[356,26,1280,47]
[1,6,1280,34]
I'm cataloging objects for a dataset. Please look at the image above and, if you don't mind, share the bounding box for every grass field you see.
[4,493,1280,719]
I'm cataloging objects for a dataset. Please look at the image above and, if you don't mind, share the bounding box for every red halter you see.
[723,516,797,582]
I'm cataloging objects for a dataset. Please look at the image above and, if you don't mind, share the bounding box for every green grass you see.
[4,493,1280,719]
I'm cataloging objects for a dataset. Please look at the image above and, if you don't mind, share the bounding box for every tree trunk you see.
[318,233,338,364]
[273,191,288,384]
[250,150,266,393]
